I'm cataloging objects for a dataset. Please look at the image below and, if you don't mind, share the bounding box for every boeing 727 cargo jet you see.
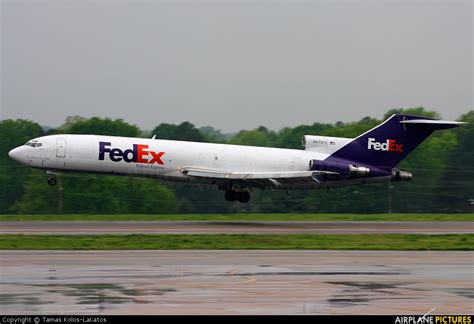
[8,114,464,203]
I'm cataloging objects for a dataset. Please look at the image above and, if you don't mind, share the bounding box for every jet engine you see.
[309,160,370,178]
[391,169,413,181]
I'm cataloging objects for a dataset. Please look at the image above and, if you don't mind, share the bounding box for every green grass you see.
[0,234,472,250]
[0,213,472,222]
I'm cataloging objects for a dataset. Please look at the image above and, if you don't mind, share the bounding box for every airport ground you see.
[0,213,472,315]
[1,250,472,315]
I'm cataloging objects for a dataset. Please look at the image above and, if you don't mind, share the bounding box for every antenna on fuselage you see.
[152,135,156,139]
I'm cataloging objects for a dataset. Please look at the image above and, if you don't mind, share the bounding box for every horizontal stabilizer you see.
[400,119,466,130]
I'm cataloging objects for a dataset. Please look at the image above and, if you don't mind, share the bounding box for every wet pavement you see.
[0,250,473,314]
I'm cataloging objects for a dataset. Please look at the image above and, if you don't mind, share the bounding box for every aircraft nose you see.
[8,147,22,162]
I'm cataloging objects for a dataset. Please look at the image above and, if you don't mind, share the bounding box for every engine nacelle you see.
[309,160,370,177]
[391,169,413,181]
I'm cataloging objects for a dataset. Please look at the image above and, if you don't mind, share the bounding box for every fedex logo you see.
[367,138,403,153]
[98,141,165,164]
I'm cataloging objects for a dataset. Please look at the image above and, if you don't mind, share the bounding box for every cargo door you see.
[56,138,66,158]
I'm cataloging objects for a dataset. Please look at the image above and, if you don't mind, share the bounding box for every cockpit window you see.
[24,140,42,148]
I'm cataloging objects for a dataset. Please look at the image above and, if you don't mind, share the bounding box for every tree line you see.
[1,107,472,214]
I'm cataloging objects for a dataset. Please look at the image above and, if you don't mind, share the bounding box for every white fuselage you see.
[10,134,326,182]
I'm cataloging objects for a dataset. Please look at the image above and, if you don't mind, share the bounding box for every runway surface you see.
[0,250,472,315]
[1,221,473,234]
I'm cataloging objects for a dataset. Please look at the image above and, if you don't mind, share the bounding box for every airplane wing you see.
[180,167,339,189]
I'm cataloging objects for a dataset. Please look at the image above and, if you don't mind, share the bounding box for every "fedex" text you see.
[367,138,403,153]
[98,142,165,164]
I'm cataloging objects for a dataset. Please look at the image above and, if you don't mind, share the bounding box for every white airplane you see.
[8,114,464,203]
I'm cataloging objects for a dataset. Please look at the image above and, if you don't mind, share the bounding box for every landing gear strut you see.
[224,190,251,203]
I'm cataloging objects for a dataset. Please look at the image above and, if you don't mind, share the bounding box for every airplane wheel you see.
[47,178,57,186]
[224,190,237,202]
[237,191,251,203]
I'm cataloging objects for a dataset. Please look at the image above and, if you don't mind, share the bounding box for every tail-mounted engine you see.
[391,169,412,181]
[309,160,413,182]
[309,160,370,178]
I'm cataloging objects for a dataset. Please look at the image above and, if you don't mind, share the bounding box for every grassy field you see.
[0,213,472,222]
[0,234,472,250]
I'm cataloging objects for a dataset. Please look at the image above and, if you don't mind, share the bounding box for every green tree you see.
[60,117,140,137]
[13,173,179,214]
[0,119,45,213]
[199,126,231,143]
[384,107,440,119]
[323,116,379,138]
[434,110,474,212]
[152,122,207,142]
[229,129,277,147]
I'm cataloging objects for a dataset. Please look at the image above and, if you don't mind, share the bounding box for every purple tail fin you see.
[326,114,463,170]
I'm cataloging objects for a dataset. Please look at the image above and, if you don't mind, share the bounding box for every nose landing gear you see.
[224,190,251,203]
[47,177,57,186]
[46,171,59,186]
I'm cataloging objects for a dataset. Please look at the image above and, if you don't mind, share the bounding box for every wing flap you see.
[180,167,339,189]
[182,167,318,179]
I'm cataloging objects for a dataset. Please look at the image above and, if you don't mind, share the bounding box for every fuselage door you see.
[56,138,66,158]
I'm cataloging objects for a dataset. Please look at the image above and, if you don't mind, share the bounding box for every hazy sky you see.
[1,0,472,132]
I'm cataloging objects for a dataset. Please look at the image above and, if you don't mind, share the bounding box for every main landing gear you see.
[224,190,251,203]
